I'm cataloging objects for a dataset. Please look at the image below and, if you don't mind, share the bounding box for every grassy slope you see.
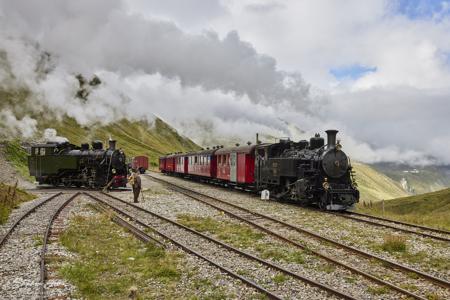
[352,162,408,202]
[0,182,35,224]
[357,188,450,230]
[38,117,200,166]
[2,140,33,180]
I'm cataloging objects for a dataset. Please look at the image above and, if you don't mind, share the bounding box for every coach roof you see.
[215,145,256,155]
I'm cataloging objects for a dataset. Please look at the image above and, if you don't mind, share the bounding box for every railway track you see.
[338,211,450,242]
[149,171,450,242]
[0,192,80,299]
[39,193,81,300]
[0,192,63,249]
[147,174,450,299]
[84,191,358,300]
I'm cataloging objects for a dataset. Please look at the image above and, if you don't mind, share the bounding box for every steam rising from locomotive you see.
[28,139,128,189]
[160,130,359,210]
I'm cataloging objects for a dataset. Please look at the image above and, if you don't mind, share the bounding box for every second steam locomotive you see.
[159,130,359,210]
[28,139,128,189]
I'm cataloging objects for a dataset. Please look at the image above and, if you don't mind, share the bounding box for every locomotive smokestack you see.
[109,139,116,150]
[325,130,338,149]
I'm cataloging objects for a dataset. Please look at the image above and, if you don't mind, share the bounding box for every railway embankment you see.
[144,172,449,299]
[1,171,449,299]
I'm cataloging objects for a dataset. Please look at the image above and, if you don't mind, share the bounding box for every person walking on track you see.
[128,168,142,203]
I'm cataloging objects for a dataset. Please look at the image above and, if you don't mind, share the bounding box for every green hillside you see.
[352,162,409,202]
[357,188,450,230]
[38,117,200,165]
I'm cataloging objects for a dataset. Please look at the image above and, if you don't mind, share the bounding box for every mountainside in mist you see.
[351,162,409,202]
[370,162,450,195]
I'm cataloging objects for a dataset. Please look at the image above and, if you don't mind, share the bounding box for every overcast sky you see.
[1,0,449,165]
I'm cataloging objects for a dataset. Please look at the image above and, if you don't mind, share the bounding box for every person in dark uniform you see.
[128,169,142,203]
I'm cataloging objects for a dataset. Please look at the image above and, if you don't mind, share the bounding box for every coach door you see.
[230,152,237,182]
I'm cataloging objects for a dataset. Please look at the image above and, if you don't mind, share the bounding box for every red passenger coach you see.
[187,149,217,178]
[216,145,256,185]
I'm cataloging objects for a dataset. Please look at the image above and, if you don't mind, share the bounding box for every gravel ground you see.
[107,177,410,299]
[101,190,345,299]
[0,193,78,299]
[144,173,450,299]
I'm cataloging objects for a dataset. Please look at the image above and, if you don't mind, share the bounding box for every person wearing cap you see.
[128,168,142,203]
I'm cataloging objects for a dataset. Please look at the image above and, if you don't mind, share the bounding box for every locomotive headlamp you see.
[322,178,330,190]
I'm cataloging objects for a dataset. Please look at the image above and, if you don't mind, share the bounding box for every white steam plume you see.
[43,128,68,143]
[0,109,37,138]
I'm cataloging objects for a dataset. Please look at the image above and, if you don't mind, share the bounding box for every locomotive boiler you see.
[28,139,128,189]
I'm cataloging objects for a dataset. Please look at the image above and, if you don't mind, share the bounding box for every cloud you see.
[0,0,450,166]
[0,0,310,109]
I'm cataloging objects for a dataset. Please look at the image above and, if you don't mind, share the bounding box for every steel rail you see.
[330,212,450,242]
[0,192,63,249]
[95,192,358,300]
[347,211,450,235]
[83,193,282,300]
[148,174,449,294]
[39,192,81,300]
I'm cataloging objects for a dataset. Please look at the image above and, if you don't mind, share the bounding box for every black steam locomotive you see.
[28,140,128,189]
[256,130,359,210]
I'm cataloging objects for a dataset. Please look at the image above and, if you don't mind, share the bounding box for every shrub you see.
[382,235,407,253]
